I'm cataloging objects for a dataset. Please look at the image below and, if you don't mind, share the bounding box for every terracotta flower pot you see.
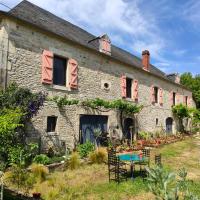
[33,192,41,198]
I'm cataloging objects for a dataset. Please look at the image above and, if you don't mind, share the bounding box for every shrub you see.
[89,148,107,164]
[48,156,64,164]
[30,163,49,182]
[33,154,50,165]
[5,164,36,192]
[66,152,80,170]
[77,141,94,158]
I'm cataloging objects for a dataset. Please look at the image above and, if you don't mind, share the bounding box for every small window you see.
[173,92,176,106]
[126,78,132,98]
[53,55,67,86]
[185,96,188,106]
[47,116,57,132]
[156,118,159,125]
[153,87,159,103]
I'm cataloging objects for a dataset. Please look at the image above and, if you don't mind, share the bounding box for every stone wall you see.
[0,17,195,151]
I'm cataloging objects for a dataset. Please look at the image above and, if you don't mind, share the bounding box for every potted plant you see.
[32,192,41,199]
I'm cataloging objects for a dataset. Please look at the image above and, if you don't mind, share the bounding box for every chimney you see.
[142,50,150,71]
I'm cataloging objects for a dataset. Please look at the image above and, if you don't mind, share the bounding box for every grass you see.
[4,135,200,200]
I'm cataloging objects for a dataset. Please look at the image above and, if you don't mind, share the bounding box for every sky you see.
[0,0,200,75]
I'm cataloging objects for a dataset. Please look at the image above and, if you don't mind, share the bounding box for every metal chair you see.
[155,154,162,166]
[108,149,127,183]
[139,149,150,177]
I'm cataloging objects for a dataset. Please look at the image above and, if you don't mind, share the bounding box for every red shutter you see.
[151,85,155,103]
[68,58,78,89]
[183,96,186,105]
[133,79,139,101]
[121,75,126,98]
[159,88,163,105]
[177,93,180,104]
[188,96,192,107]
[170,91,173,106]
[41,50,53,84]
[101,39,111,54]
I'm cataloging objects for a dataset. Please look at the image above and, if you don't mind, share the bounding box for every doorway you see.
[166,117,173,134]
[79,115,108,144]
[124,118,135,141]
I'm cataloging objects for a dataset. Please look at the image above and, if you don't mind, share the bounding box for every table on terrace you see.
[118,153,148,179]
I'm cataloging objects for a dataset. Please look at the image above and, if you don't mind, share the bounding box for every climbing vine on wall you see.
[50,96,143,115]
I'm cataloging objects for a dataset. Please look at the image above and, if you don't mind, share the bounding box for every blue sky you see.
[1,0,200,75]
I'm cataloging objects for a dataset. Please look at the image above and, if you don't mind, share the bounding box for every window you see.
[173,92,176,106]
[53,55,67,86]
[185,96,188,106]
[156,118,159,125]
[47,116,57,132]
[153,87,159,103]
[126,78,132,98]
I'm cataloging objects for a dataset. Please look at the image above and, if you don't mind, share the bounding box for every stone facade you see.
[0,15,195,152]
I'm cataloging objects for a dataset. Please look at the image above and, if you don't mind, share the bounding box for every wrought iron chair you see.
[139,149,150,177]
[108,148,128,183]
[155,154,162,166]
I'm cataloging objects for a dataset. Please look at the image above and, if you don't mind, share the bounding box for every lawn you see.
[4,135,200,200]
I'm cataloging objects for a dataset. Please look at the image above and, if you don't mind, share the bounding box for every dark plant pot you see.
[33,192,41,198]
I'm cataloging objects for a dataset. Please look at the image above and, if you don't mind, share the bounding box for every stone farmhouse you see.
[0,1,195,152]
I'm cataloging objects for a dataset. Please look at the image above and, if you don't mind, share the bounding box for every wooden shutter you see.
[151,85,155,103]
[132,79,138,101]
[159,88,163,105]
[188,96,192,107]
[183,96,186,105]
[68,58,78,89]
[41,50,53,84]
[177,93,180,104]
[121,75,126,98]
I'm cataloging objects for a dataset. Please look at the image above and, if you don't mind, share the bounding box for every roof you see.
[0,0,191,90]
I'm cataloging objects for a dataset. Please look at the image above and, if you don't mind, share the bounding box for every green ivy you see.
[50,96,143,114]
[50,96,79,108]
[172,104,190,119]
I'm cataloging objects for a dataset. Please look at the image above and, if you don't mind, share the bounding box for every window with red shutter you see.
[53,55,67,86]
[41,50,53,84]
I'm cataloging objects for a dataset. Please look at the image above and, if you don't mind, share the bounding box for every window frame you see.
[126,77,133,99]
[47,116,58,133]
[153,86,159,103]
[173,92,176,106]
[52,54,68,87]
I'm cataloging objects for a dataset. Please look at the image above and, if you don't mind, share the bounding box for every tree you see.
[180,73,200,109]
[0,83,46,166]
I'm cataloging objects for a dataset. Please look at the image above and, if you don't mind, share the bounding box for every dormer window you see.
[99,34,111,55]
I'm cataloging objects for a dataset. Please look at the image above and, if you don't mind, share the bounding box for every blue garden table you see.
[118,153,147,179]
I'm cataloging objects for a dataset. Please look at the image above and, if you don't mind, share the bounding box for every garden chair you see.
[155,154,162,166]
[138,149,150,177]
[108,149,127,183]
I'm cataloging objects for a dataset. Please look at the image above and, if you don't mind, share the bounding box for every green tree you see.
[180,73,200,109]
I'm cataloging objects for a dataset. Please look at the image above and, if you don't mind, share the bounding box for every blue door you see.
[166,117,173,134]
[80,115,108,144]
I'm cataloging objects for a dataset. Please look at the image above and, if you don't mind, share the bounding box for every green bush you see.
[77,141,94,158]
[33,154,50,165]
[48,156,64,164]
[89,148,107,164]
[66,152,80,170]
[30,163,49,182]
